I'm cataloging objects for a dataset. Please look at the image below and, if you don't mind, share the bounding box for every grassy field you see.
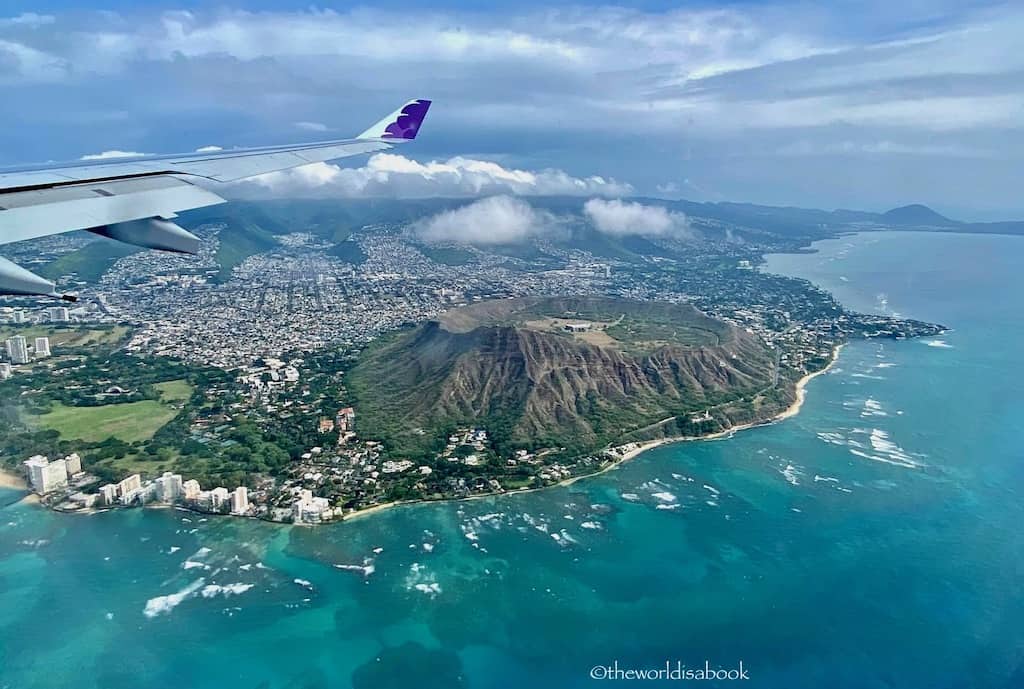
[32,379,192,444]
[154,379,192,403]
[0,326,129,348]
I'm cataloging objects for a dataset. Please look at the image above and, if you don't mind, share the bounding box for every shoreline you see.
[0,468,28,491]
[560,343,845,485]
[10,346,844,525]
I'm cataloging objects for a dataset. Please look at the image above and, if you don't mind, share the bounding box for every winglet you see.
[358,99,432,140]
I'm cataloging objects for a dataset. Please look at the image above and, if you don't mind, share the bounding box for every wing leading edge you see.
[0,98,431,300]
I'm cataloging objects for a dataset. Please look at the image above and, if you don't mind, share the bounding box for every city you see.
[0,200,944,524]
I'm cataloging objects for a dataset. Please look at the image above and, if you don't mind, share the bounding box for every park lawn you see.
[154,379,192,403]
[33,379,193,444]
[0,326,129,348]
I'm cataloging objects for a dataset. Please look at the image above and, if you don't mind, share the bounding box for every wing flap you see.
[0,176,226,245]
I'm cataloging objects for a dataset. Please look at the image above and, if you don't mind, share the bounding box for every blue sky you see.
[0,1,1020,218]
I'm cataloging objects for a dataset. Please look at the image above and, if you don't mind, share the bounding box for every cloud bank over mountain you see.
[239,153,632,199]
[583,198,689,237]
[416,195,551,245]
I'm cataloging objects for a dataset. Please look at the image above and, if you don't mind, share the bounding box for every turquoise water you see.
[2,231,1023,688]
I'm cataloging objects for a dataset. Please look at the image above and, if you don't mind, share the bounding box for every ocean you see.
[2,231,1022,688]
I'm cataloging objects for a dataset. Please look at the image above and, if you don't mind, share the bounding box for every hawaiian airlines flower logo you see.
[383,100,432,139]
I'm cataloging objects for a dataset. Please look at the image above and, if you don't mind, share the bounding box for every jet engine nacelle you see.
[0,256,75,301]
[87,217,201,255]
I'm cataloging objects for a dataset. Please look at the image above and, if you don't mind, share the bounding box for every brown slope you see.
[348,298,777,457]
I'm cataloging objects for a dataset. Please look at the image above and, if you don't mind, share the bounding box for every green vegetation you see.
[349,297,779,460]
[417,245,476,266]
[40,239,141,283]
[0,325,129,348]
[329,239,368,265]
[32,398,183,444]
[154,379,192,403]
[28,378,193,444]
[215,222,277,281]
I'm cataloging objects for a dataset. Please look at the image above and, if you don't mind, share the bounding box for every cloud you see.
[0,13,54,29]
[294,121,329,133]
[240,153,632,199]
[194,145,222,152]
[583,198,688,237]
[416,195,548,245]
[2,4,1024,213]
[79,150,148,160]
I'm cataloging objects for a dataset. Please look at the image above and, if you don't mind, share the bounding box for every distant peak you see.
[881,204,957,226]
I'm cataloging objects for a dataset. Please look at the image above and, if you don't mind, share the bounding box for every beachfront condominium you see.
[211,487,230,511]
[117,474,143,505]
[23,455,69,494]
[5,336,29,365]
[182,480,201,501]
[155,472,184,502]
[232,486,249,515]
[64,453,82,476]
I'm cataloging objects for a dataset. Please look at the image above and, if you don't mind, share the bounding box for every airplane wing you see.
[0,99,431,300]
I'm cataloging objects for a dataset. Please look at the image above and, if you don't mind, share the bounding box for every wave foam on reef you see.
[334,557,376,578]
[405,563,442,598]
[848,428,925,468]
[144,579,206,618]
[861,398,888,418]
[200,583,254,599]
[923,339,953,348]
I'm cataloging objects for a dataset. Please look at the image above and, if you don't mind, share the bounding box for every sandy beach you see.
[0,468,28,491]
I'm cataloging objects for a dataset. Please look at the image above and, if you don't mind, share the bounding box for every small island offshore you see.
[0,294,941,524]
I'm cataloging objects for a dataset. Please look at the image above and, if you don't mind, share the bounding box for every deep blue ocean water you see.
[2,231,1022,688]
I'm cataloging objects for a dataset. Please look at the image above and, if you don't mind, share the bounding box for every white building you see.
[231,486,249,515]
[211,486,230,510]
[182,479,201,501]
[5,336,29,364]
[99,484,118,504]
[155,472,183,502]
[0,363,11,380]
[49,307,70,323]
[11,310,26,324]
[117,474,143,504]
[293,489,331,523]
[117,474,141,495]
[64,453,82,476]
[34,337,51,358]
[23,455,68,494]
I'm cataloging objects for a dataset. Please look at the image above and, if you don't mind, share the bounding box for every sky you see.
[0,1,1021,219]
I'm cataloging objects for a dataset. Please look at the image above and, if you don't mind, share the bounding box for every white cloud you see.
[294,121,329,133]
[583,198,688,237]
[0,39,67,84]
[79,150,149,160]
[416,195,548,245]
[775,139,994,157]
[194,145,222,152]
[3,4,1024,212]
[0,13,55,28]
[240,153,632,199]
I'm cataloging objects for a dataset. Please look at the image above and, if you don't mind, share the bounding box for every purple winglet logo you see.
[382,99,432,139]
